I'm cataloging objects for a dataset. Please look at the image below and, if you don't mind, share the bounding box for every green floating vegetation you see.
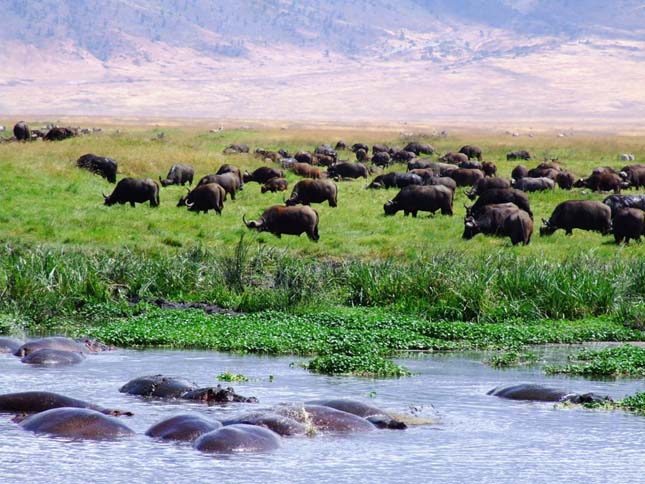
[545,344,645,377]
[582,392,645,414]
[217,372,250,382]
[487,349,539,368]
[305,353,411,378]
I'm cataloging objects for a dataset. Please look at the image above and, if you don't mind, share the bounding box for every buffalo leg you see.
[130,201,135,207]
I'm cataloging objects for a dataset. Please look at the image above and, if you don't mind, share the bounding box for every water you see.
[0,347,643,484]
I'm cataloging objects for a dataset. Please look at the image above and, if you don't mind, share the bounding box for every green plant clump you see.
[305,354,411,378]
[545,344,645,377]
[488,349,539,368]
[217,372,250,382]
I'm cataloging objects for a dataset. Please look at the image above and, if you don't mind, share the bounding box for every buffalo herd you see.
[5,121,644,246]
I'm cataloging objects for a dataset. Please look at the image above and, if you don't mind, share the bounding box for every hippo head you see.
[563,392,612,405]
[462,217,480,239]
[539,218,556,237]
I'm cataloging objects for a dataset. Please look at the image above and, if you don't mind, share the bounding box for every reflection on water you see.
[0,347,643,484]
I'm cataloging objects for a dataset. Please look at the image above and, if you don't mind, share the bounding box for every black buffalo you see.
[603,194,645,217]
[540,200,611,236]
[285,179,338,207]
[177,183,225,214]
[463,203,533,245]
[371,152,392,167]
[216,164,244,189]
[404,142,434,156]
[261,177,289,193]
[458,145,482,161]
[294,152,314,164]
[384,185,453,217]
[506,150,531,161]
[465,177,512,200]
[621,167,645,189]
[223,144,249,154]
[511,176,555,192]
[103,178,159,207]
[574,172,625,193]
[372,144,389,154]
[243,167,284,184]
[13,121,30,141]
[555,171,575,190]
[467,188,532,218]
[76,154,118,183]
[444,168,485,187]
[314,144,337,161]
[481,161,497,177]
[438,152,468,164]
[612,208,645,244]
[392,150,416,162]
[367,172,423,189]
[159,164,194,187]
[326,162,368,180]
[351,143,369,153]
[44,127,76,141]
[197,173,241,200]
[511,165,528,181]
[244,205,319,241]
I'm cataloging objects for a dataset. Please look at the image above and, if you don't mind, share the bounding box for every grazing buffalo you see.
[458,145,482,161]
[506,150,531,161]
[243,167,284,184]
[76,154,118,183]
[103,178,160,207]
[463,203,532,245]
[292,162,321,179]
[421,175,457,193]
[146,414,222,442]
[159,163,194,187]
[351,143,369,153]
[197,172,240,200]
[355,148,369,162]
[621,167,645,189]
[404,142,434,156]
[44,127,76,141]
[444,168,485,187]
[367,172,423,189]
[613,208,644,244]
[467,188,532,218]
[372,143,389,154]
[603,194,645,216]
[13,121,30,141]
[216,164,244,188]
[540,200,612,236]
[392,150,416,162]
[465,177,512,200]
[574,172,625,193]
[177,183,225,214]
[294,151,314,164]
[314,144,337,161]
[481,161,497,177]
[488,383,611,404]
[286,179,338,207]
[438,152,468,164]
[244,205,320,241]
[326,162,368,180]
[511,176,555,192]
[335,140,347,150]
[223,143,249,154]
[511,165,528,181]
[457,159,482,170]
[315,154,336,167]
[384,185,453,217]
[407,159,433,171]
[371,151,392,167]
[261,177,289,193]
[555,171,575,189]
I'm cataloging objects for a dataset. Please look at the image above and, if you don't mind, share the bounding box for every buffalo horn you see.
[102,193,108,199]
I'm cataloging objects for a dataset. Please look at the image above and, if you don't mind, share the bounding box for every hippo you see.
[119,375,257,403]
[0,391,132,417]
[488,383,611,404]
[20,348,85,366]
[20,408,134,440]
[275,404,376,433]
[146,414,222,442]
[119,375,198,398]
[14,337,90,357]
[0,337,23,353]
[305,399,407,429]
[194,424,281,453]
[74,337,115,352]
[221,412,307,436]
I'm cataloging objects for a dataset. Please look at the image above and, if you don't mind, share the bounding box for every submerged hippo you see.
[488,383,611,404]
[120,375,257,403]
[146,414,222,442]
[0,337,23,353]
[20,349,85,366]
[221,412,307,436]
[194,424,281,453]
[0,391,132,417]
[14,337,89,357]
[306,399,407,429]
[20,408,134,440]
[275,404,376,433]
[74,337,115,352]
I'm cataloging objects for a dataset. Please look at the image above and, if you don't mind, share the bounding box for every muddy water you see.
[0,347,643,484]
